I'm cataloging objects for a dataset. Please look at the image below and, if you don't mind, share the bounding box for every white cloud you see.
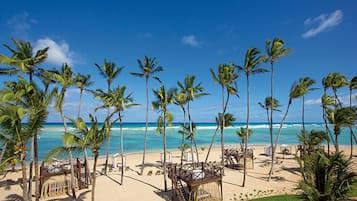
[7,12,36,39]
[302,10,343,39]
[305,98,321,105]
[34,38,74,66]
[181,35,199,47]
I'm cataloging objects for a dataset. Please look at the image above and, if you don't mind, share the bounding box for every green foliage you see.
[297,151,356,201]
[249,194,301,201]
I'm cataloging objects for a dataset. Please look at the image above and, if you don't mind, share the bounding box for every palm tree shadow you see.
[155,189,176,201]
[4,190,91,201]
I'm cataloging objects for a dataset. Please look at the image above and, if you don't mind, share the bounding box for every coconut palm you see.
[152,85,175,192]
[95,60,123,175]
[321,77,336,154]
[237,47,267,186]
[0,78,50,201]
[205,113,236,163]
[177,75,209,163]
[210,64,239,172]
[297,130,328,156]
[265,38,292,181]
[258,97,282,126]
[325,72,349,106]
[95,85,138,184]
[43,63,77,197]
[298,77,317,132]
[268,79,303,180]
[0,39,49,200]
[74,73,93,118]
[173,91,188,165]
[130,56,163,175]
[236,127,253,152]
[326,107,357,152]
[348,75,357,157]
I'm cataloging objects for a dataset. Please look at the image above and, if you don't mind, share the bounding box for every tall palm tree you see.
[265,38,292,181]
[74,73,93,118]
[173,91,188,165]
[321,94,335,153]
[348,75,357,157]
[210,64,239,172]
[95,60,123,175]
[298,77,317,132]
[237,47,267,186]
[130,56,163,175]
[205,113,236,163]
[43,63,77,197]
[236,127,253,152]
[177,75,209,163]
[95,86,138,184]
[325,72,349,106]
[0,78,50,201]
[0,39,48,200]
[268,79,303,180]
[258,97,282,127]
[152,85,175,192]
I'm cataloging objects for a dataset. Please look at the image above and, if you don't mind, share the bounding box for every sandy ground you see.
[1,145,356,201]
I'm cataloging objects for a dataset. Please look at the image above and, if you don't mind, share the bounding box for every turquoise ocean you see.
[38,123,357,161]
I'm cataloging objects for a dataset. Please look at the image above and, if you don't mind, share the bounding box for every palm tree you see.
[297,130,328,156]
[74,73,93,118]
[95,60,123,175]
[173,91,188,165]
[130,56,163,175]
[348,75,357,157]
[258,97,282,127]
[43,63,77,197]
[236,127,253,152]
[205,113,236,163]
[0,78,50,201]
[326,107,357,152]
[237,47,267,186]
[265,37,292,181]
[321,77,336,154]
[177,75,209,163]
[95,86,138,184]
[0,39,48,200]
[152,85,175,192]
[298,77,317,132]
[268,79,303,180]
[210,64,239,172]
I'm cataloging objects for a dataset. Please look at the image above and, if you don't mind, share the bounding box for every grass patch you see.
[347,179,357,197]
[249,194,301,201]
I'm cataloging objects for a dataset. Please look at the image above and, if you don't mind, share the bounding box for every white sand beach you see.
[1,145,356,201]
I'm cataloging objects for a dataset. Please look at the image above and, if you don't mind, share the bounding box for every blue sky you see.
[0,0,356,123]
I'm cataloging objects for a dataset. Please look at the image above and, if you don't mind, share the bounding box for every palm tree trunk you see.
[28,137,33,199]
[163,111,167,192]
[84,148,91,185]
[242,76,250,187]
[180,108,186,166]
[104,84,111,175]
[34,133,40,201]
[349,90,354,158]
[78,90,83,119]
[141,78,149,175]
[221,86,225,174]
[21,150,29,201]
[205,127,219,163]
[119,115,124,185]
[302,96,305,132]
[0,142,7,165]
[269,99,292,181]
[92,153,98,201]
[187,101,199,164]
[268,63,274,182]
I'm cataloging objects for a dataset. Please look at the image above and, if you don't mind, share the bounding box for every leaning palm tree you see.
[205,113,236,163]
[348,75,357,157]
[95,86,138,184]
[321,77,336,154]
[152,85,175,192]
[74,73,93,118]
[210,64,239,172]
[177,75,209,163]
[95,60,123,175]
[268,79,303,181]
[237,47,267,186]
[0,38,49,200]
[265,38,292,181]
[130,56,163,175]
[325,72,349,106]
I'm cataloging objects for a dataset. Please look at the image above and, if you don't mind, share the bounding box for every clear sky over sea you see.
[0,0,356,123]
